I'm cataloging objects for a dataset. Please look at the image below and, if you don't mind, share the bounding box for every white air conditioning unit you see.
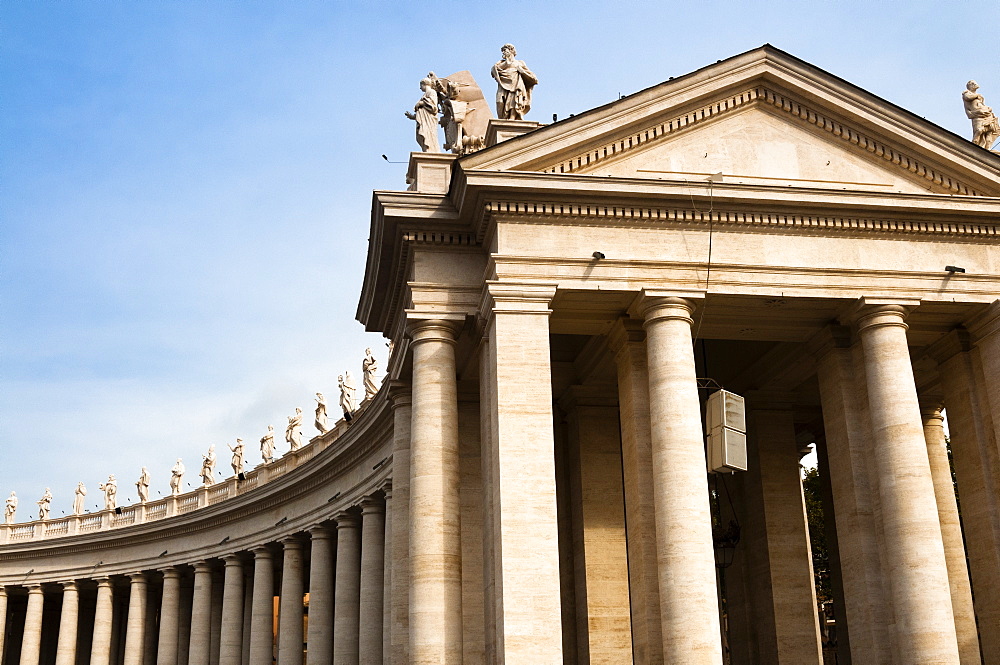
[705,389,748,473]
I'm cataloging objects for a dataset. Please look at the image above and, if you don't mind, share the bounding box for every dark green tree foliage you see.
[802,466,832,604]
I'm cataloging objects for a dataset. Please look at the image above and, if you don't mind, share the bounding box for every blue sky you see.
[2,1,996,516]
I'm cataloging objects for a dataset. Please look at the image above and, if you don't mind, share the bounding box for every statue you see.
[170,459,185,496]
[136,467,151,503]
[4,492,16,524]
[491,43,537,120]
[434,71,491,154]
[201,445,217,486]
[315,392,329,433]
[404,76,441,153]
[73,482,87,515]
[363,348,379,400]
[286,407,303,451]
[228,439,245,476]
[963,80,1000,150]
[260,425,276,464]
[37,488,53,521]
[340,372,357,415]
[98,475,117,511]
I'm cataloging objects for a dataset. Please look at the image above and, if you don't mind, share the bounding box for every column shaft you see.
[0,588,7,661]
[189,563,215,665]
[20,585,45,665]
[123,574,148,665]
[407,319,463,665]
[249,549,275,665]
[158,569,182,665]
[381,489,392,665]
[91,578,115,665]
[388,389,411,665]
[278,540,305,665]
[220,557,245,665]
[359,499,386,665]
[307,527,335,665]
[856,305,959,664]
[55,582,80,665]
[639,296,722,664]
[333,515,361,665]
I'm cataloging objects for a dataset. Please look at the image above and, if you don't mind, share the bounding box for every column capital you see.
[280,536,303,551]
[26,583,44,592]
[192,560,213,574]
[94,576,112,588]
[360,495,385,515]
[606,317,645,356]
[964,299,1000,344]
[128,572,146,584]
[251,545,273,559]
[840,297,920,331]
[404,314,464,346]
[59,580,78,591]
[918,398,945,421]
[222,554,242,566]
[804,324,852,360]
[160,567,182,579]
[629,291,702,326]
[309,524,334,540]
[380,480,393,500]
[480,281,557,318]
[925,329,973,365]
[387,380,412,409]
[334,511,361,529]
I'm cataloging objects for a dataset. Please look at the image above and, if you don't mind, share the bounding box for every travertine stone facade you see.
[3,46,1000,665]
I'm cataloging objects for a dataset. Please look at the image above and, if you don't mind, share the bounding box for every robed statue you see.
[491,44,537,120]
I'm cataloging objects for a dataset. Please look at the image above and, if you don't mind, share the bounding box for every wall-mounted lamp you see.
[592,251,605,260]
[945,265,966,273]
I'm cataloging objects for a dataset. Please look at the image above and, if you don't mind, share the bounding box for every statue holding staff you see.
[228,439,245,475]
[201,445,217,486]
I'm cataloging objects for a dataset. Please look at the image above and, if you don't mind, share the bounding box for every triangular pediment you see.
[460,46,1000,197]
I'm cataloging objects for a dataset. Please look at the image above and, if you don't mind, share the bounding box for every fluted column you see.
[249,548,275,665]
[854,302,959,664]
[333,513,361,665]
[189,562,215,665]
[308,526,335,665]
[123,574,148,665]
[220,556,245,665]
[359,498,386,665]
[406,317,463,665]
[387,386,411,665]
[278,538,304,665]
[20,584,45,665]
[635,294,721,664]
[54,581,80,665]
[920,401,981,665]
[158,569,182,665]
[90,577,115,665]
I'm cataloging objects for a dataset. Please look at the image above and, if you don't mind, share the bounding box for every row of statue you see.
[406,43,538,155]
[3,348,381,525]
[963,80,1000,151]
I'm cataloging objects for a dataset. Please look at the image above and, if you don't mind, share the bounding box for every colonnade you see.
[0,493,389,665]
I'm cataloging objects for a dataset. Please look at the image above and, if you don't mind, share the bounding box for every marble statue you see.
[201,445,217,486]
[286,408,303,451]
[73,482,87,515]
[37,488,53,521]
[362,348,379,399]
[4,492,16,524]
[434,71,492,154]
[260,425,276,464]
[491,43,537,120]
[963,80,1000,150]
[98,475,117,511]
[340,372,358,415]
[170,459,185,496]
[405,76,441,153]
[315,392,329,433]
[136,467,151,503]
[229,439,245,475]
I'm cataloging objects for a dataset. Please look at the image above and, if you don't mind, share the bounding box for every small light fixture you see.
[592,251,605,260]
[945,265,966,273]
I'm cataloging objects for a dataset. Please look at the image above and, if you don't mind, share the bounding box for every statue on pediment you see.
[4,492,16,524]
[200,445,216,486]
[315,392,329,433]
[98,475,117,511]
[73,482,86,515]
[136,467,151,502]
[260,425,276,463]
[286,407,303,451]
[340,372,357,415]
[363,348,379,399]
[37,488,52,520]
[963,80,1000,150]
[228,439,245,475]
[170,459,185,495]
[491,43,537,120]
[405,76,442,153]
[435,71,491,154]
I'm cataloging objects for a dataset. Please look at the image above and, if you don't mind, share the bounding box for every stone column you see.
[0,587,7,660]
[20,584,45,665]
[54,581,80,665]
[479,284,564,663]
[853,302,960,664]
[91,578,115,665]
[381,487,392,664]
[278,538,305,665]
[158,569,182,665]
[189,562,215,665]
[387,385,411,665]
[211,568,224,665]
[249,548,275,665]
[220,556,245,665]
[931,328,1000,664]
[307,526,335,665]
[123,574,148,665]
[333,513,361,665]
[359,497,386,665]
[635,294,722,664]
[406,317,463,665]
[919,401,981,665]
[608,319,662,665]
